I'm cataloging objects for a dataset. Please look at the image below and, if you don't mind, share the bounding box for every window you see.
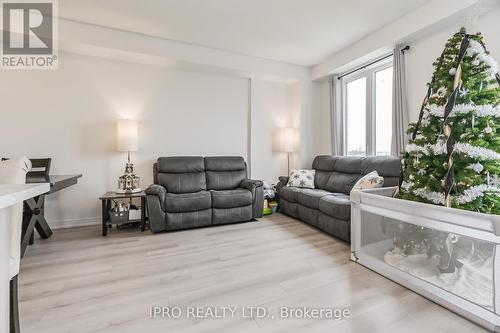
[346,77,367,156]
[342,59,393,156]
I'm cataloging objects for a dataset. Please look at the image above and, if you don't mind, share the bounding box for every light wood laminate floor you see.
[19,213,486,333]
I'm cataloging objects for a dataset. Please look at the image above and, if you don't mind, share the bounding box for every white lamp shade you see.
[280,127,295,153]
[117,119,138,152]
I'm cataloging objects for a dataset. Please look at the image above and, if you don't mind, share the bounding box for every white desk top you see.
[0,184,50,210]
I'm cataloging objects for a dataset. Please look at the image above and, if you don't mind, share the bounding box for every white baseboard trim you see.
[48,217,101,230]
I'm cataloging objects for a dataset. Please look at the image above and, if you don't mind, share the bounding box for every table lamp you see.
[116,119,141,193]
[280,127,295,175]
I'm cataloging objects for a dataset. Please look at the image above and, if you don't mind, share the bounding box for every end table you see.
[98,191,147,236]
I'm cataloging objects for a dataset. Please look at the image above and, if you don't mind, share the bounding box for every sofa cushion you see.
[318,213,351,242]
[279,198,298,218]
[312,155,401,193]
[312,155,338,172]
[205,156,248,190]
[166,208,212,230]
[158,172,207,194]
[313,155,363,173]
[213,206,253,225]
[158,156,205,173]
[325,172,362,194]
[157,156,207,194]
[361,156,401,178]
[211,189,252,209]
[297,189,333,209]
[279,186,303,203]
[318,194,351,221]
[206,170,247,190]
[314,171,331,190]
[165,191,211,213]
[360,157,401,188]
[205,156,246,171]
[298,205,320,227]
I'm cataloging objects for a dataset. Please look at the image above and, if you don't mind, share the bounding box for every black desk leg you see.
[10,275,19,333]
[32,195,53,239]
[141,196,146,232]
[102,199,107,236]
[22,195,51,257]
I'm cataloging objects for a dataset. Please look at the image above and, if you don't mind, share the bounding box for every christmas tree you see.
[399,28,500,215]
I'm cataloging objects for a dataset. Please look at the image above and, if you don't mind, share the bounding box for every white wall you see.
[0,51,299,227]
[316,6,500,153]
[406,6,500,122]
[312,0,481,80]
[250,80,294,182]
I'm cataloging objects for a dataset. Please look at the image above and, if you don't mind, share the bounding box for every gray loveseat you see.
[145,156,263,233]
[277,155,401,242]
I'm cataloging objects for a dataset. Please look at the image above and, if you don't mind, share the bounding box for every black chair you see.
[26,158,51,180]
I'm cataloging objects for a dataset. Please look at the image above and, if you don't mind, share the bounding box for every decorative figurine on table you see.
[117,162,141,194]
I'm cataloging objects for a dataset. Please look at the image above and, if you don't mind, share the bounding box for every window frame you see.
[341,57,393,156]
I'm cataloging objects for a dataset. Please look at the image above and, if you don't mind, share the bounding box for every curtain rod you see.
[337,45,410,80]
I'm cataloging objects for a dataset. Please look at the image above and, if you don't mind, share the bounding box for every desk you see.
[0,184,49,333]
[22,174,82,256]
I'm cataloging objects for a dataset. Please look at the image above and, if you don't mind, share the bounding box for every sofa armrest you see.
[145,184,166,210]
[276,176,289,195]
[240,179,263,191]
[145,184,167,233]
[278,176,289,186]
[240,179,264,219]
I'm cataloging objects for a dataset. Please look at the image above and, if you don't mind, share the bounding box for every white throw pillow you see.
[287,169,315,189]
[352,171,384,191]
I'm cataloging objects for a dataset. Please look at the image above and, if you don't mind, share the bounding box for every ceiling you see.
[60,0,432,66]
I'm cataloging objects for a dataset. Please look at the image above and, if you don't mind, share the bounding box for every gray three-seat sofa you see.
[145,156,263,233]
[277,155,401,242]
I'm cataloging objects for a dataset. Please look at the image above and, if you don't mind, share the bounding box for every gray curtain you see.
[391,44,409,156]
[329,75,344,155]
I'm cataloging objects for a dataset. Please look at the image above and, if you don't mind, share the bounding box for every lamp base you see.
[115,188,142,194]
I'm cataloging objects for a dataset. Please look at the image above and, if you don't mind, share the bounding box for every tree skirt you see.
[384,250,494,311]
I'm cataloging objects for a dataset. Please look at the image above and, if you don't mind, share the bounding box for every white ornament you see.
[449,234,459,244]
[484,126,493,134]
[472,163,484,173]
[401,181,412,191]
[458,87,469,97]
[436,87,448,98]
[472,59,480,66]
[409,174,415,181]
[417,169,426,176]
[449,68,457,76]
[489,174,499,186]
